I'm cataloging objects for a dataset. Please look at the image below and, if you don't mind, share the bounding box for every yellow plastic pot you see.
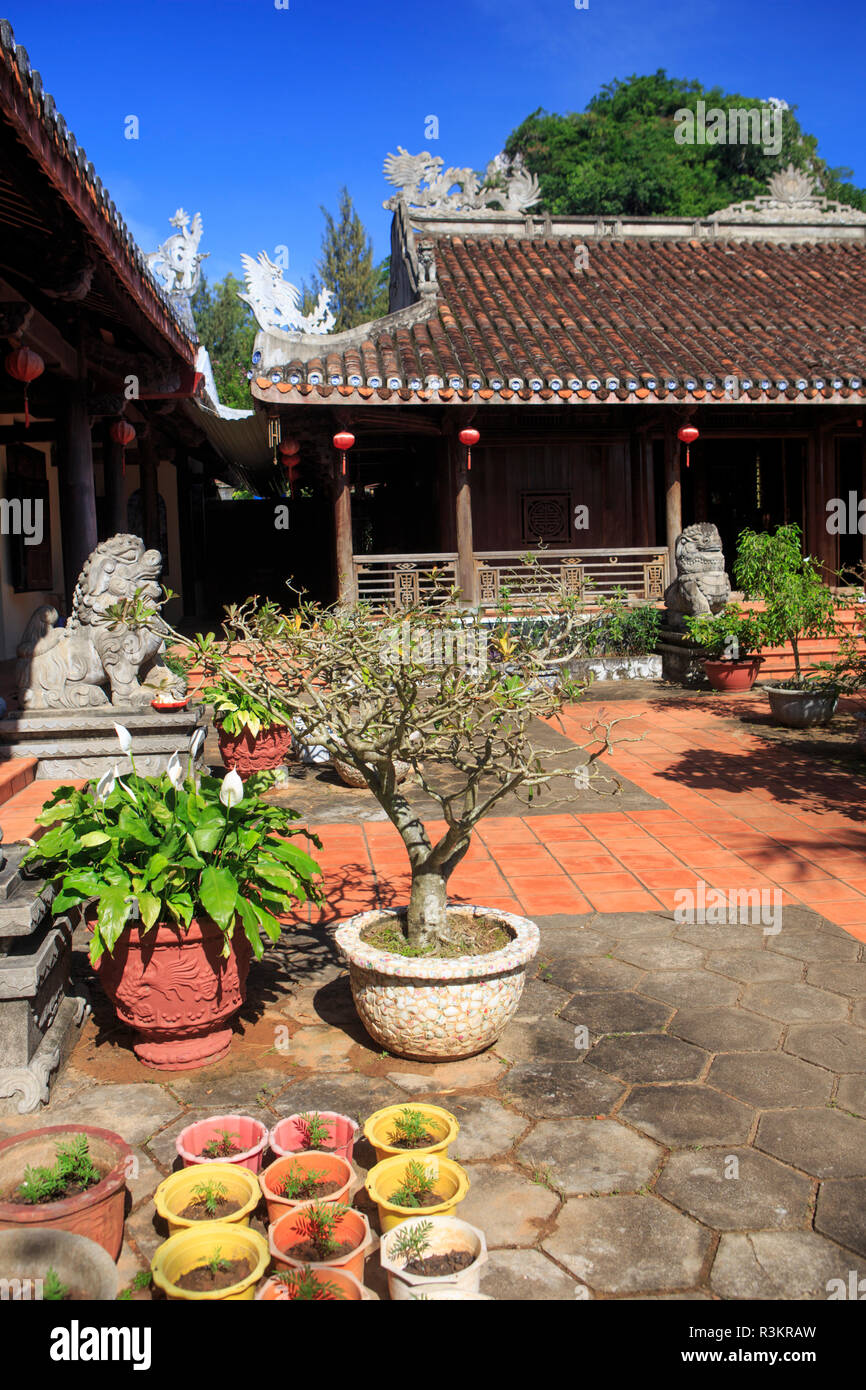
[154,1163,261,1235]
[151,1221,269,1301]
[365,1154,470,1233]
[363,1104,459,1163]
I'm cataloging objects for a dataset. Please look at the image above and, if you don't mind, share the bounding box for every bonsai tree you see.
[181,563,630,953]
[734,524,840,685]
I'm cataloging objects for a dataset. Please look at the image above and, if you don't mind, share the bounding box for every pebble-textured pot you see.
[92,915,251,1071]
[0,1228,120,1300]
[218,724,293,776]
[176,1115,268,1172]
[766,686,839,728]
[333,905,539,1061]
[0,1125,132,1259]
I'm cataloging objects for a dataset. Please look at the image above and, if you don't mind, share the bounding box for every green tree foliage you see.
[307,187,390,330]
[505,71,866,218]
[190,273,256,409]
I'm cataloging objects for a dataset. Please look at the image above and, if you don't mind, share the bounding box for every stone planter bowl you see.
[765,686,839,728]
[332,757,411,788]
[333,905,540,1060]
[0,1228,120,1300]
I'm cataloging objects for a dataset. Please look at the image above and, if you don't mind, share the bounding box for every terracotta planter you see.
[269,1112,359,1162]
[334,904,539,1061]
[176,1115,269,1172]
[91,914,251,1071]
[766,686,839,728]
[269,1205,377,1284]
[256,1268,367,1300]
[218,724,293,776]
[259,1152,359,1226]
[0,1229,120,1301]
[0,1125,132,1260]
[703,656,763,692]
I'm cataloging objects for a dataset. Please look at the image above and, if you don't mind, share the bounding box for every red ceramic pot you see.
[217,724,293,777]
[703,657,763,693]
[91,915,251,1071]
[0,1125,132,1259]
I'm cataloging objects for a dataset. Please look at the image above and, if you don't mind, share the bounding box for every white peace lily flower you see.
[115,764,137,804]
[219,768,244,808]
[166,751,184,790]
[114,723,132,754]
[95,767,116,802]
[188,727,205,760]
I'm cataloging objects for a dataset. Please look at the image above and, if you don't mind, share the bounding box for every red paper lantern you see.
[677,424,699,469]
[458,426,480,470]
[279,441,302,496]
[279,437,300,456]
[333,431,355,476]
[110,418,136,475]
[5,347,44,429]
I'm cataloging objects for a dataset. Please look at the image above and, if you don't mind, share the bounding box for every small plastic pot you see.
[363,1104,459,1163]
[154,1163,261,1235]
[259,1151,359,1226]
[176,1115,268,1173]
[151,1221,269,1302]
[269,1205,377,1284]
[256,1268,368,1301]
[269,1112,359,1162]
[365,1154,470,1233]
[379,1213,487,1299]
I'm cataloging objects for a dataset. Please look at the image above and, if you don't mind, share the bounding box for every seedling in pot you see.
[274,1267,346,1301]
[388,1107,435,1149]
[205,1247,231,1277]
[17,1134,101,1205]
[192,1178,228,1218]
[298,1112,331,1150]
[276,1162,330,1201]
[291,1201,350,1260]
[390,1220,434,1266]
[390,1160,439,1209]
[199,1129,242,1159]
[43,1267,70,1301]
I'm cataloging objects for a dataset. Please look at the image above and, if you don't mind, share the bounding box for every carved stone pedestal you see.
[0,845,89,1115]
[0,704,206,779]
[657,626,709,686]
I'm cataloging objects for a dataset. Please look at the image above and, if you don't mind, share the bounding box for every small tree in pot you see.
[684,605,767,692]
[182,566,627,1059]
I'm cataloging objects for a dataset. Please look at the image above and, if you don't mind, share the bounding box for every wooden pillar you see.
[451,433,478,606]
[175,449,195,618]
[137,432,160,551]
[664,421,682,572]
[58,381,98,606]
[334,457,356,603]
[806,428,837,579]
[102,421,127,538]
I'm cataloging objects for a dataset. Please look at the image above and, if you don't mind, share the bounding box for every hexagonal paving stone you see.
[594,913,677,941]
[814,1178,866,1257]
[386,1054,506,1092]
[805,961,866,996]
[588,1033,708,1083]
[669,1006,782,1053]
[711,1232,854,1300]
[836,1074,866,1118]
[768,929,861,963]
[656,1146,813,1230]
[559,991,673,1034]
[543,1194,710,1293]
[675,923,771,952]
[854,999,866,1029]
[756,1108,866,1178]
[707,1052,833,1110]
[518,1118,661,1195]
[274,1072,402,1127]
[543,957,645,993]
[165,1067,294,1110]
[534,930,610,963]
[785,1023,866,1073]
[448,1095,529,1161]
[639,970,740,1009]
[481,1248,582,1300]
[742,981,848,1024]
[495,1016,587,1063]
[499,1060,624,1118]
[614,939,706,971]
[620,1085,754,1148]
[456,1162,558,1246]
[513,978,572,1023]
[705,949,803,984]
[27,1082,183,1147]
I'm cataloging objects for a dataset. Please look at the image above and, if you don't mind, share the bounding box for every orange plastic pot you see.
[256,1268,366,1300]
[268,1205,376,1284]
[0,1125,132,1259]
[258,1152,358,1226]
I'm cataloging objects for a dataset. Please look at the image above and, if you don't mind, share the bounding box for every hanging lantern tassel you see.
[678,423,699,469]
[458,426,480,471]
[5,347,45,430]
[279,438,300,497]
[110,419,136,476]
[333,430,355,477]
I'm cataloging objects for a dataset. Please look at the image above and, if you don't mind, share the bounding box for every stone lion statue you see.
[16,534,185,709]
[664,522,731,630]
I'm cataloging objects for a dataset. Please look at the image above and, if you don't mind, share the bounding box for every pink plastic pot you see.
[259,1152,359,1226]
[176,1115,269,1173]
[269,1113,359,1162]
[268,1205,377,1285]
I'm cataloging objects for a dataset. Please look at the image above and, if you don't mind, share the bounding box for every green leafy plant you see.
[117,1270,152,1300]
[389,1160,437,1209]
[580,589,661,658]
[389,1108,434,1147]
[734,524,841,686]
[390,1220,434,1266]
[276,1162,329,1200]
[192,1178,228,1217]
[202,680,290,738]
[42,1267,70,1301]
[204,1247,231,1277]
[684,603,767,659]
[274,1267,346,1300]
[200,1129,242,1158]
[17,1134,101,1205]
[292,1201,349,1259]
[298,1113,331,1150]
[24,726,323,965]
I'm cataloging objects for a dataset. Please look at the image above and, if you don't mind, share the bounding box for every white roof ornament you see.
[383,147,541,215]
[711,165,866,224]
[238,252,336,335]
[147,209,208,295]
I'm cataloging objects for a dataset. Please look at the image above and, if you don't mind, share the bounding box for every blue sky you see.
[5,0,864,290]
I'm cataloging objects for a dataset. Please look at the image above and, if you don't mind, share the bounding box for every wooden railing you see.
[352,548,670,609]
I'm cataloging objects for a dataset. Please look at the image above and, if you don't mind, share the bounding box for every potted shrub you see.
[268,1201,377,1284]
[365,1154,470,1232]
[203,681,294,776]
[150,1222,269,1301]
[0,1126,131,1259]
[182,561,612,1062]
[25,728,322,1070]
[735,524,842,727]
[379,1213,487,1300]
[153,1163,261,1235]
[269,1111,359,1162]
[363,1104,459,1162]
[0,1229,120,1301]
[683,604,766,692]
[573,586,662,681]
[175,1115,269,1172]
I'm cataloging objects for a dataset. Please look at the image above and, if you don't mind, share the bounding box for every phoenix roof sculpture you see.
[238,252,336,335]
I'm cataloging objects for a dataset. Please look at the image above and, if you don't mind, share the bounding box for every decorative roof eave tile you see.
[0,19,195,363]
[251,380,866,408]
